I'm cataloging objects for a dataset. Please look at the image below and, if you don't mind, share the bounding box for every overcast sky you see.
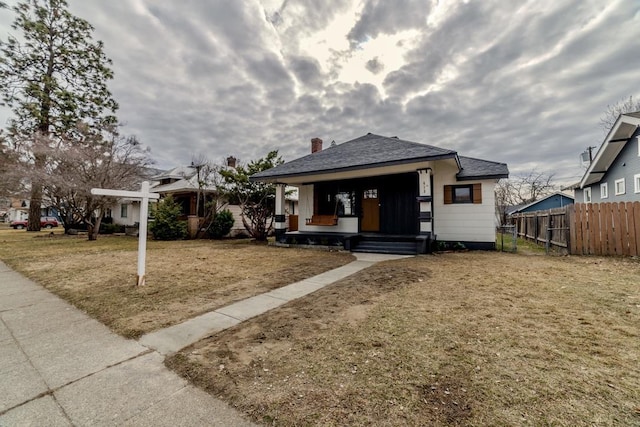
[1,0,639,185]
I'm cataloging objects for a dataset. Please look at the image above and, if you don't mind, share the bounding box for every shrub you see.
[99,222,121,234]
[208,209,235,239]
[149,196,187,240]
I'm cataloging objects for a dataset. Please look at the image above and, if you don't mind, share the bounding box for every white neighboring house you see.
[106,198,143,227]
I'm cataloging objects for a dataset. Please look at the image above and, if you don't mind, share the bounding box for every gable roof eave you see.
[579,113,640,188]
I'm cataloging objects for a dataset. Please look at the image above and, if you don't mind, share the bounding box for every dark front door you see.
[361,188,380,232]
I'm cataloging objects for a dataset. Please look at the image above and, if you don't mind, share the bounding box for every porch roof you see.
[252,133,508,182]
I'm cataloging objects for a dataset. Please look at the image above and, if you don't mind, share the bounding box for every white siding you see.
[111,201,141,226]
[432,162,497,242]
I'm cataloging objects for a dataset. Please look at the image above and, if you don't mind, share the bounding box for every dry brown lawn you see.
[2,224,639,425]
[166,252,640,426]
[0,227,354,338]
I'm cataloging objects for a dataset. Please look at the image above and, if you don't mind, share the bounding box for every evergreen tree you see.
[0,0,118,231]
[220,151,283,241]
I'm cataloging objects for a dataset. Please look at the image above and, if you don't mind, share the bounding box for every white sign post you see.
[91,181,160,286]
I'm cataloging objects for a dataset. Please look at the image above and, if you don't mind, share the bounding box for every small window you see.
[615,178,625,195]
[634,174,640,194]
[600,182,608,199]
[583,187,591,203]
[444,184,482,204]
[120,204,128,218]
[363,189,378,199]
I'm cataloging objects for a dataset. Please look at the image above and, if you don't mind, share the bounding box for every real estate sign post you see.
[91,181,159,286]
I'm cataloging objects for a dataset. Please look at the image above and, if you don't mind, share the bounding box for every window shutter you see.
[473,183,482,204]
[444,185,452,204]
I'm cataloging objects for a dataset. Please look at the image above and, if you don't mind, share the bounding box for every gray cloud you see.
[0,0,639,187]
[365,57,384,74]
[347,0,434,46]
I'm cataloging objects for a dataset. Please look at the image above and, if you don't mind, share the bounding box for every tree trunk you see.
[87,210,103,241]
[27,154,46,231]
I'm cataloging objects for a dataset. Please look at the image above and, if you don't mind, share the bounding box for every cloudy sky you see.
[1,0,639,185]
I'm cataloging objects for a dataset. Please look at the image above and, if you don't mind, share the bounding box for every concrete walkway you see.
[140,252,409,355]
[0,252,408,426]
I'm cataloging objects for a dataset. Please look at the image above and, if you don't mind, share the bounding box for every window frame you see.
[600,182,608,199]
[120,203,128,218]
[583,187,591,203]
[444,183,482,204]
[634,174,640,194]
[615,178,625,196]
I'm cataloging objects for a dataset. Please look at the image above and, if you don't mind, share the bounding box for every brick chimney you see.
[226,156,237,168]
[311,138,323,153]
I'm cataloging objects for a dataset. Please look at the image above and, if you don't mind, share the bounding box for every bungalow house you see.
[251,134,509,254]
[575,111,640,203]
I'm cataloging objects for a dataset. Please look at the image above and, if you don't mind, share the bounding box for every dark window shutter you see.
[444,185,452,204]
[473,183,482,204]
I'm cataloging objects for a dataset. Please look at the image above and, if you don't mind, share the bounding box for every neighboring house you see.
[6,198,60,223]
[575,112,640,203]
[140,160,298,238]
[251,134,509,254]
[507,192,574,216]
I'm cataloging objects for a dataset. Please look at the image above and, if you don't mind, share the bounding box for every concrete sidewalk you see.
[0,260,256,427]
[0,252,408,425]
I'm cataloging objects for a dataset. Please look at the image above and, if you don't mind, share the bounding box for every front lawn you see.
[0,228,354,338]
[167,252,640,426]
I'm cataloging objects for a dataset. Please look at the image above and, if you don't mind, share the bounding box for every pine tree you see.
[0,0,118,230]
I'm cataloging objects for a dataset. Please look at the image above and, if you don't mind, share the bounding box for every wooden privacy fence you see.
[570,202,640,256]
[511,207,570,251]
[511,202,640,256]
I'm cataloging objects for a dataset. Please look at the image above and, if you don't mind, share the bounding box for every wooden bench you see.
[305,215,338,226]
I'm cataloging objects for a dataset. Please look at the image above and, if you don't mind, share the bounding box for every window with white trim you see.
[634,174,640,194]
[583,187,591,203]
[615,178,625,195]
[120,204,128,218]
[600,182,608,199]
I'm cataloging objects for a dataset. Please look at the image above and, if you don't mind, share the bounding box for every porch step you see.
[352,240,417,255]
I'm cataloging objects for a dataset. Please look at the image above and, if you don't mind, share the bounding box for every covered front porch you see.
[273,169,435,254]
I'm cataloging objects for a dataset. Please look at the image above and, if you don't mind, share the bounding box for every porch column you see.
[274,183,286,241]
[417,169,432,235]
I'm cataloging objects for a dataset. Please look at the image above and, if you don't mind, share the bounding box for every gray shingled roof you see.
[457,156,509,180]
[252,133,508,181]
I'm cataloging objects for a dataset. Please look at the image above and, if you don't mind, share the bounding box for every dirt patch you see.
[167,252,640,426]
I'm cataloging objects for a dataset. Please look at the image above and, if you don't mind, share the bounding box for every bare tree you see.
[44,123,152,240]
[188,154,229,238]
[600,95,640,132]
[495,170,556,225]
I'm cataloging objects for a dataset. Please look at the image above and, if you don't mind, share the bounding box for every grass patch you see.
[167,252,640,426]
[0,228,354,338]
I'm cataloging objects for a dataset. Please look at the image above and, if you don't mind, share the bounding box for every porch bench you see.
[305,215,338,226]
